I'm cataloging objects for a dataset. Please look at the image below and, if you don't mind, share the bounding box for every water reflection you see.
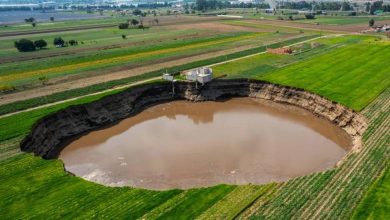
[60,98,351,190]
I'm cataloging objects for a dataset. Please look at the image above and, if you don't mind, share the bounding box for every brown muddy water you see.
[60,98,352,190]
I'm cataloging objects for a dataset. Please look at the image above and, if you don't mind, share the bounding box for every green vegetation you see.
[2,32,271,88]
[214,35,390,111]
[353,165,390,220]
[0,34,317,116]
[260,40,390,111]
[0,86,388,219]
[0,14,389,219]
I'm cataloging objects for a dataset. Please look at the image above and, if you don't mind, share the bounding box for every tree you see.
[118,23,129,29]
[34,39,47,49]
[369,19,375,27]
[68,40,78,46]
[14,39,36,52]
[24,17,35,23]
[53,37,65,47]
[133,9,142,16]
[31,22,36,27]
[130,19,139,26]
[305,14,316,19]
[122,34,126,39]
[50,17,55,22]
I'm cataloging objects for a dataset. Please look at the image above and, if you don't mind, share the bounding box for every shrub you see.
[14,39,36,52]
[305,14,316,19]
[121,34,126,39]
[369,19,375,27]
[130,19,139,26]
[24,17,35,23]
[53,37,65,47]
[34,39,47,49]
[118,23,129,29]
[68,40,78,46]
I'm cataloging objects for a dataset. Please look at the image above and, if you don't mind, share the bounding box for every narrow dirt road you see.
[0,35,327,119]
[0,44,264,105]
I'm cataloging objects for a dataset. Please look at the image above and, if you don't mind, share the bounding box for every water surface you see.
[60,98,351,190]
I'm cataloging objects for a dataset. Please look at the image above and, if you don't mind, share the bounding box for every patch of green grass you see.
[296,15,390,25]
[352,164,390,220]
[214,35,389,111]
[0,34,388,220]
[0,153,237,219]
[259,39,390,111]
[0,34,318,116]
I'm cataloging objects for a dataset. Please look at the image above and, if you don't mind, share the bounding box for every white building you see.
[162,73,174,81]
[184,67,213,84]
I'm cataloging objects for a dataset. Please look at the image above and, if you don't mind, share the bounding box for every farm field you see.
[0,66,388,219]
[0,12,389,220]
[210,8,390,25]
[295,15,390,25]
[213,35,390,110]
[352,165,390,220]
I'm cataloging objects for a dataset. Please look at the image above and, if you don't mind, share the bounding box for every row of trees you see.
[24,17,55,27]
[366,1,390,14]
[278,1,354,11]
[14,37,78,52]
[14,39,47,52]
[278,0,390,14]
[194,0,270,11]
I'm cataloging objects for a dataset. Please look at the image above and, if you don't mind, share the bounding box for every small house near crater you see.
[183,67,213,84]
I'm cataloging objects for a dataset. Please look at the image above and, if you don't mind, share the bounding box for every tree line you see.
[194,0,269,11]
[14,37,78,52]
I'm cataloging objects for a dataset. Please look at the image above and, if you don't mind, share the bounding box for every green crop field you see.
[0,27,204,57]
[0,13,389,219]
[295,15,390,25]
[0,80,388,219]
[214,35,390,111]
[353,165,390,220]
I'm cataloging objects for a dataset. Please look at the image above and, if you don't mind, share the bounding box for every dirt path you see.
[0,32,210,64]
[0,16,231,38]
[0,77,161,119]
[0,35,326,118]
[0,44,258,105]
[246,19,390,33]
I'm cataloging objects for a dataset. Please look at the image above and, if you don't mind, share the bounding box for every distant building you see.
[267,47,293,55]
[183,67,213,84]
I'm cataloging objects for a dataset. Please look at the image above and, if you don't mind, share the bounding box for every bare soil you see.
[0,44,258,105]
[247,19,390,33]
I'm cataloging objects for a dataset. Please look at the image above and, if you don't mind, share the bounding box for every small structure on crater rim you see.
[183,67,213,84]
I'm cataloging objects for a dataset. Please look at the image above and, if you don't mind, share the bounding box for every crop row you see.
[0,34,319,116]
[241,87,390,219]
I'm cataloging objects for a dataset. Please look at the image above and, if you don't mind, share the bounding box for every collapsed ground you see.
[0,14,389,219]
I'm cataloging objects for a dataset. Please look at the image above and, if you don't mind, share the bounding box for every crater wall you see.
[21,79,367,159]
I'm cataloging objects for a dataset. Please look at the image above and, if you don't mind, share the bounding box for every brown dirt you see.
[170,22,266,33]
[0,44,257,105]
[247,19,390,33]
[0,31,211,64]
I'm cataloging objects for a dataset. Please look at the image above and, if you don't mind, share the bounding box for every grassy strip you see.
[0,34,319,116]
[0,80,166,143]
[0,32,250,77]
[258,38,390,111]
[352,164,390,220]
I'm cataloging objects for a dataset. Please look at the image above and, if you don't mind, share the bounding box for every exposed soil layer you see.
[21,79,367,160]
[60,98,352,189]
